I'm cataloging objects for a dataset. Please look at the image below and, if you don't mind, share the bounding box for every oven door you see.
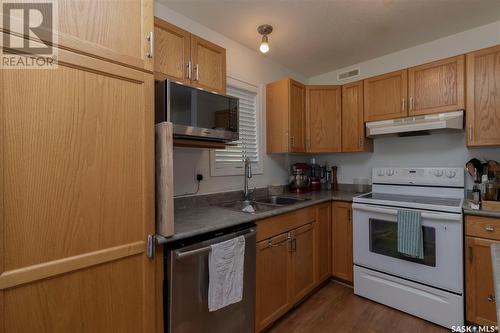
[352,203,463,293]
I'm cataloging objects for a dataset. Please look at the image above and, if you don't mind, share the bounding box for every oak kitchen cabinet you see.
[364,56,465,122]
[0,1,160,331]
[342,81,373,152]
[306,85,342,152]
[266,78,307,153]
[364,69,408,122]
[314,203,332,283]
[255,204,331,331]
[408,55,464,116]
[154,17,227,94]
[465,215,500,326]
[466,45,500,147]
[332,202,353,283]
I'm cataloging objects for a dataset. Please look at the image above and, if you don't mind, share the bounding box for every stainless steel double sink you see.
[217,195,311,213]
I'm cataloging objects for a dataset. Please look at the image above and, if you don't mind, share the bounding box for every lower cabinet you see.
[332,202,353,283]
[465,215,500,326]
[255,203,332,332]
[256,233,291,331]
[290,223,316,303]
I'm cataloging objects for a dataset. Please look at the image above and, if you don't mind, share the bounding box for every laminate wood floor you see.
[267,281,449,333]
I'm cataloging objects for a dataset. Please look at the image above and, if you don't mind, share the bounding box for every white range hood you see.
[365,111,464,138]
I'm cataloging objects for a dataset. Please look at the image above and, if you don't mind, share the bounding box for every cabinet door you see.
[290,223,315,303]
[266,79,290,153]
[408,55,465,116]
[0,49,155,332]
[306,86,341,153]
[289,80,307,152]
[342,81,373,152]
[332,202,353,283]
[314,203,332,284]
[256,233,291,332]
[55,0,154,71]
[191,35,226,94]
[364,69,408,122]
[466,45,500,147]
[466,237,498,326]
[154,17,191,83]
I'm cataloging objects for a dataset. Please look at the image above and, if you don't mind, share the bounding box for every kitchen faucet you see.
[243,157,253,204]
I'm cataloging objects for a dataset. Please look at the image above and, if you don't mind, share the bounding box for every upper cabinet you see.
[306,86,342,153]
[466,45,500,147]
[364,69,408,122]
[267,80,343,154]
[154,17,227,94]
[342,81,373,152]
[191,36,227,94]
[154,18,191,83]
[56,0,154,71]
[267,78,306,153]
[364,56,465,122]
[408,55,465,116]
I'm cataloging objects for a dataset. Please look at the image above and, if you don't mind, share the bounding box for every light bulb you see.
[259,41,269,54]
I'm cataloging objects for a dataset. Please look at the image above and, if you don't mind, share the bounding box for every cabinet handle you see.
[401,98,406,112]
[267,238,288,248]
[146,31,153,59]
[290,136,295,148]
[358,137,362,147]
[194,64,199,81]
[468,246,473,262]
[485,225,495,232]
[186,61,192,80]
[409,97,414,111]
[469,127,474,143]
[488,294,496,302]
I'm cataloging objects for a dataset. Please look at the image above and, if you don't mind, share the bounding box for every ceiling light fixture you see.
[257,24,273,54]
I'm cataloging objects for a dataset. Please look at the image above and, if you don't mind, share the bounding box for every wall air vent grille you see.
[337,68,360,81]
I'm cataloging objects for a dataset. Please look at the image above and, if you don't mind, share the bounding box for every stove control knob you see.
[377,169,385,176]
[445,170,456,178]
[434,169,444,177]
[386,169,395,176]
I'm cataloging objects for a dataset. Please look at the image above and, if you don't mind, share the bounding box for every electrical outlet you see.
[196,174,203,182]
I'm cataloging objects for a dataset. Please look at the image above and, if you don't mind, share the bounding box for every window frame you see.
[209,76,264,177]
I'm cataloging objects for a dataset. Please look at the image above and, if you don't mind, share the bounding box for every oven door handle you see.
[352,203,462,222]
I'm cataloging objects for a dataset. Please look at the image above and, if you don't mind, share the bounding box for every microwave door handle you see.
[352,203,462,222]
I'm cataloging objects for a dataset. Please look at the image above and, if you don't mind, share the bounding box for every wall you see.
[308,20,500,188]
[308,20,500,85]
[155,3,308,196]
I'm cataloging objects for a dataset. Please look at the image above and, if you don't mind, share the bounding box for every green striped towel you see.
[397,209,424,259]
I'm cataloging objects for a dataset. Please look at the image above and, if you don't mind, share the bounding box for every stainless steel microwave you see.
[155,80,239,142]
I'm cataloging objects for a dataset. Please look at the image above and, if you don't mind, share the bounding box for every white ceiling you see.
[158,0,500,77]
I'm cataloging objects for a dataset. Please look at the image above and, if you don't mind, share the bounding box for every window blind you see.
[214,84,259,167]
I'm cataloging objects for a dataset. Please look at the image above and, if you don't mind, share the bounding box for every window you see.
[210,77,263,176]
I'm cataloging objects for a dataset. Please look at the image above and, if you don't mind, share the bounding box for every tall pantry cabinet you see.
[0,1,160,332]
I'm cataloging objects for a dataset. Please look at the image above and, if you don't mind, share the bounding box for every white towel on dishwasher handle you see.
[208,235,245,312]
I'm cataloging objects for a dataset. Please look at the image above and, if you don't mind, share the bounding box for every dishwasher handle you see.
[174,228,256,261]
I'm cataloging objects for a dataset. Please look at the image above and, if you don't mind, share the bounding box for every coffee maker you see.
[309,158,324,191]
[289,163,311,193]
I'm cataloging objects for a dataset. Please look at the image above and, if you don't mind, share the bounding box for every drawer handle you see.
[267,238,288,248]
[488,294,496,302]
[485,225,495,232]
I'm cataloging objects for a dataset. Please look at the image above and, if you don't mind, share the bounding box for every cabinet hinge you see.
[147,234,155,259]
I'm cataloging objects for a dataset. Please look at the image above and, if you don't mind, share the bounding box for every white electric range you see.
[352,167,465,328]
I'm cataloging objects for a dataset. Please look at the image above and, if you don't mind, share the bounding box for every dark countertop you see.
[159,190,361,245]
[463,200,500,218]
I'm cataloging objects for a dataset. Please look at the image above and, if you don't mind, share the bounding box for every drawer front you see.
[256,206,316,242]
[466,215,500,240]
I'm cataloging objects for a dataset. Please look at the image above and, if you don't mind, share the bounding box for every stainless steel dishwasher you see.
[165,225,256,333]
